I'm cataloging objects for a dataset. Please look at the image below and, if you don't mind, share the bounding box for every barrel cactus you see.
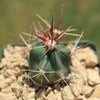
[6,11,74,86]
[27,15,72,85]
[0,8,100,87]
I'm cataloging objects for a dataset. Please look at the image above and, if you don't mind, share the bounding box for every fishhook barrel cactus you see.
[0,7,100,86]
[27,14,72,85]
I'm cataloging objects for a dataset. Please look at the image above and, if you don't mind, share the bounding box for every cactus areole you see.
[27,13,72,85]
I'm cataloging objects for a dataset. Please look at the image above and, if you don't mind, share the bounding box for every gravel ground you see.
[0,44,100,100]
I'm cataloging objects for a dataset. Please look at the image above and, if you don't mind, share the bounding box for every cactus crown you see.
[32,13,72,56]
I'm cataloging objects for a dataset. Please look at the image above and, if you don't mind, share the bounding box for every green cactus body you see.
[27,42,71,84]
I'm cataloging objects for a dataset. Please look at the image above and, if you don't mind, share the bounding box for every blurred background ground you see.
[0,0,100,52]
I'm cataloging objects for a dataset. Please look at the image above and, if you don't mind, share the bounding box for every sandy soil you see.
[0,44,100,100]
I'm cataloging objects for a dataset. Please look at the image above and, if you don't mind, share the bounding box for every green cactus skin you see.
[27,42,71,85]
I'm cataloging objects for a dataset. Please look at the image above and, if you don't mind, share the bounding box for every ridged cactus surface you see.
[28,40,71,84]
